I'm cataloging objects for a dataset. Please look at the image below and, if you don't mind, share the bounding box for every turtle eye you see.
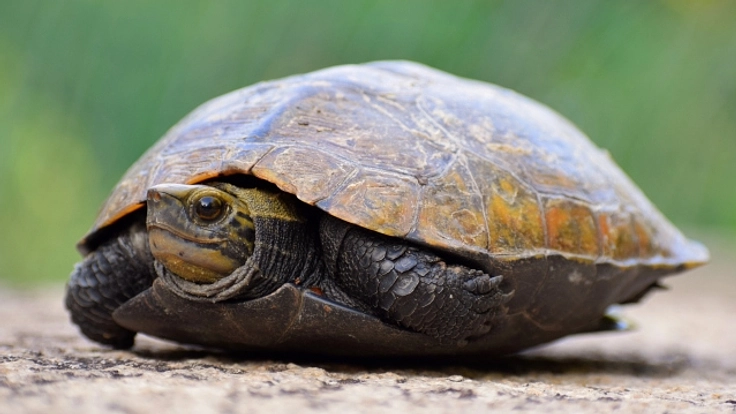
[194,196,224,221]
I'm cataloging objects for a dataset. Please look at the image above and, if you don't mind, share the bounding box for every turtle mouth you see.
[146,221,227,245]
[147,226,239,284]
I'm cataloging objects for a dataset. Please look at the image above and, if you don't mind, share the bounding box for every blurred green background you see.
[1,0,734,286]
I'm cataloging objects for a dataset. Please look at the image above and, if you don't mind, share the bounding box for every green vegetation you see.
[1,0,734,285]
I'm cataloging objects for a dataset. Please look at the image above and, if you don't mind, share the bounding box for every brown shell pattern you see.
[83,61,708,270]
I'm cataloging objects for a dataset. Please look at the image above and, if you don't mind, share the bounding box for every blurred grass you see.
[1,0,734,285]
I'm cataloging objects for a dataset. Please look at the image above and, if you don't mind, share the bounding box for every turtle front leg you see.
[65,220,155,348]
[320,216,512,346]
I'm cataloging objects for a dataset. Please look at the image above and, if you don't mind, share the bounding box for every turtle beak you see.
[146,184,193,229]
[147,184,194,205]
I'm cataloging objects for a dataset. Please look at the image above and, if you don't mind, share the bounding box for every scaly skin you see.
[65,220,155,348]
[320,215,511,346]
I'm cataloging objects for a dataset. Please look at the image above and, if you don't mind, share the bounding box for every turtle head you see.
[146,183,255,284]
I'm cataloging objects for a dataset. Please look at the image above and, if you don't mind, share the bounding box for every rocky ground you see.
[1,233,734,413]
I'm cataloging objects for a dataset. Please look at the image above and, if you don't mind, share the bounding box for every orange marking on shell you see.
[486,177,545,254]
[499,178,516,195]
[544,198,600,258]
[415,163,487,251]
[633,219,655,259]
[598,211,639,261]
[597,213,610,237]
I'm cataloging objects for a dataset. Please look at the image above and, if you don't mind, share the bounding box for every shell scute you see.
[543,197,601,260]
[412,160,488,252]
[597,210,640,263]
[251,146,354,204]
[465,156,546,256]
[317,169,419,238]
[265,81,455,180]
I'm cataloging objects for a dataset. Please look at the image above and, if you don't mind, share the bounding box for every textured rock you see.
[1,234,734,413]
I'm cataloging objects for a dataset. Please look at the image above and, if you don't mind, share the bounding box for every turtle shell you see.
[81,61,707,276]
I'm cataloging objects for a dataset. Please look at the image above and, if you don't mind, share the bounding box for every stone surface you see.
[1,233,734,413]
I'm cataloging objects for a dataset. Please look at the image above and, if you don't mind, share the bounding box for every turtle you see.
[65,61,708,357]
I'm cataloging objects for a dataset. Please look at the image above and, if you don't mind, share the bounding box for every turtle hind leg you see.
[65,220,155,348]
[320,216,513,346]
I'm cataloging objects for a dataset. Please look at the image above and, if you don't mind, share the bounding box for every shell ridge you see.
[307,154,360,206]
[393,92,461,183]
[251,142,359,205]
[534,185,551,259]
[406,179,425,237]
[358,90,458,178]
[415,92,460,155]
[457,153,491,252]
[465,151,549,255]
[359,90,421,137]
[246,88,317,142]
[246,145,278,174]
[314,167,361,209]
